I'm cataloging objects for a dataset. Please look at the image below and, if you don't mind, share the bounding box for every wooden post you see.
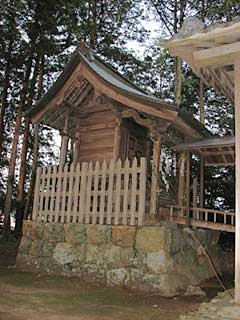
[178,153,185,206]
[73,130,81,165]
[185,151,191,227]
[113,124,121,161]
[192,177,197,209]
[150,137,161,215]
[200,156,205,208]
[234,59,240,305]
[200,79,205,125]
[59,110,69,167]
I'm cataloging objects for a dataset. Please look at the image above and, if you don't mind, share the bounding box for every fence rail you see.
[169,205,235,232]
[32,157,147,226]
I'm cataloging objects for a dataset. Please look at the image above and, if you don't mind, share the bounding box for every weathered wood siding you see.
[78,110,116,163]
[74,110,150,164]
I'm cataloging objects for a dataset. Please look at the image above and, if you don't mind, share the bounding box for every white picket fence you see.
[32,157,147,226]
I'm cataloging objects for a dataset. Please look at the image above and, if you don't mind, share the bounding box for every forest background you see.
[0,0,239,237]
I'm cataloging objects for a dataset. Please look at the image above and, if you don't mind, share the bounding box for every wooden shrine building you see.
[28,43,209,225]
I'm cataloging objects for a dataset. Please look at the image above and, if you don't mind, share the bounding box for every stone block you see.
[29,240,43,257]
[105,245,133,268]
[145,250,173,273]
[64,223,86,245]
[43,223,64,243]
[85,244,106,266]
[135,226,165,254]
[42,242,55,257]
[53,242,75,265]
[111,226,135,248]
[107,268,130,287]
[142,273,182,297]
[22,221,44,240]
[18,237,32,255]
[86,225,111,245]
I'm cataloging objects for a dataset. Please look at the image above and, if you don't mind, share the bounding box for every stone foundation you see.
[17,221,220,297]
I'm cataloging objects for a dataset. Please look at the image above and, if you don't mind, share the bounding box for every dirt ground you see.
[0,239,232,320]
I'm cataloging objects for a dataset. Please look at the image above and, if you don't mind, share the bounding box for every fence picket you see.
[60,164,69,223]
[130,158,137,225]
[67,163,75,223]
[114,159,122,225]
[32,167,42,221]
[39,167,47,220]
[55,166,62,222]
[122,159,129,225]
[85,161,93,223]
[79,162,87,223]
[99,160,107,224]
[49,166,57,222]
[138,157,146,225]
[92,161,100,224]
[73,162,80,223]
[44,166,52,222]
[107,160,114,224]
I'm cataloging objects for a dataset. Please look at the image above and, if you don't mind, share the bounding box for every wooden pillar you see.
[178,153,185,206]
[185,151,191,227]
[200,79,205,125]
[192,177,197,209]
[73,130,81,165]
[234,59,240,305]
[113,124,121,161]
[200,156,205,208]
[150,137,161,215]
[59,110,69,167]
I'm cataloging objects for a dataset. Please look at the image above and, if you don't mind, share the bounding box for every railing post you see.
[32,167,42,221]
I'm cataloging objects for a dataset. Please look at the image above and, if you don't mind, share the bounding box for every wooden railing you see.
[169,205,235,232]
[32,157,147,226]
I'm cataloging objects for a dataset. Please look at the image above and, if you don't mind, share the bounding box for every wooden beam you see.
[193,41,240,67]
[234,59,240,305]
[150,137,161,215]
[121,109,153,128]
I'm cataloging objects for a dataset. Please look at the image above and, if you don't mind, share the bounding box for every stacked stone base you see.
[17,221,220,297]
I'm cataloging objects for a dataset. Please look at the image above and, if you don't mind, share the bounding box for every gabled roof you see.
[28,43,210,139]
[28,44,178,122]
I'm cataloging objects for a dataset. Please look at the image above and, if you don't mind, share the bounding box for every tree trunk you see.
[90,0,97,49]
[0,42,13,158]
[14,55,40,236]
[2,53,33,239]
[174,57,182,105]
[173,0,182,105]
[23,55,45,220]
